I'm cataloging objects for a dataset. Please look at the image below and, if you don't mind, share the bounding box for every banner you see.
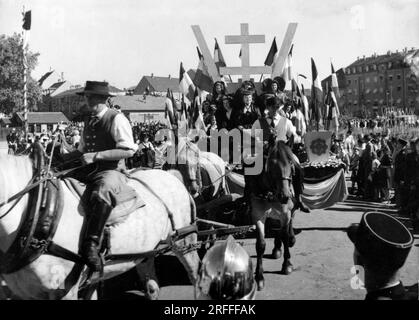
[301,169,348,209]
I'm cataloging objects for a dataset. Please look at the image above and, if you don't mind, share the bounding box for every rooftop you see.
[110,95,180,112]
[15,112,69,124]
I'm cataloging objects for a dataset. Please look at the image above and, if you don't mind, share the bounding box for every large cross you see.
[191,22,298,83]
[220,23,271,81]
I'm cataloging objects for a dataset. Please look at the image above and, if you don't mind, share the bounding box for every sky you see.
[0,0,418,90]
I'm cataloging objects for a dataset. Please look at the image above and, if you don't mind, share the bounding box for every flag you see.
[281,44,294,82]
[331,62,340,98]
[181,94,188,122]
[325,88,340,132]
[214,38,226,73]
[191,87,205,130]
[22,10,31,30]
[179,62,196,103]
[194,47,213,92]
[264,37,278,66]
[310,58,323,127]
[38,70,54,86]
[170,89,178,124]
[300,84,309,125]
[165,89,176,129]
[239,49,242,59]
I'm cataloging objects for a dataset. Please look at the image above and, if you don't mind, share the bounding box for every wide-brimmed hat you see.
[347,211,413,271]
[76,81,115,97]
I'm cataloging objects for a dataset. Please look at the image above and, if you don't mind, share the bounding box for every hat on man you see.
[262,78,273,92]
[398,138,408,146]
[76,81,115,97]
[241,88,254,96]
[347,211,413,272]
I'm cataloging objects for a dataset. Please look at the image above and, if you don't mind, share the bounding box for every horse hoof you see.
[282,264,293,275]
[145,279,160,300]
[271,248,282,260]
[257,280,265,291]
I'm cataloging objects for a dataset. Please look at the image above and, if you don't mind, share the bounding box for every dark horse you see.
[248,140,298,291]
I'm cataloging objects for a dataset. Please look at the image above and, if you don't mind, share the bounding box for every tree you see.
[0,33,42,115]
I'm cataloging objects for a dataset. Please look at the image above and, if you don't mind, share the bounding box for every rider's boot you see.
[81,200,113,272]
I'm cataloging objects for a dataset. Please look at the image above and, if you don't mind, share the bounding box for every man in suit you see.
[347,211,416,300]
[62,81,138,271]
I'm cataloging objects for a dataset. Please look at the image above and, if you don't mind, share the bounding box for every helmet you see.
[195,236,256,300]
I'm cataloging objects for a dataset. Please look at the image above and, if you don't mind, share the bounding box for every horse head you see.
[168,137,202,197]
[266,141,294,204]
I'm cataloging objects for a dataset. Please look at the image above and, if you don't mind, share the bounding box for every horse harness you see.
[0,146,198,275]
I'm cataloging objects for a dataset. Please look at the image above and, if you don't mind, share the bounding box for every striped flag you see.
[165,89,176,129]
[214,38,226,73]
[301,84,310,125]
[179,62,196,103]
[331,62,341,98]
[281,44,294,82]
[191,88,205,131]
[310,58,323,128]
[325,88,340,132]
[194,47,213,92]
[264,37,278,66]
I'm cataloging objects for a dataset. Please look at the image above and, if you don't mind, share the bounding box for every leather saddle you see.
[62,175,145,226]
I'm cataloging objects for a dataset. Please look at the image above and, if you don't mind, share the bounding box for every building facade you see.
[322,48,418,117]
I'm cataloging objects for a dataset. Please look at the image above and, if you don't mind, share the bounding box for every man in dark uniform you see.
[405,138,419,222]
[393,138,408,214]
[63,81,138,271]
[6,128,18,155]
[347,211,416,300]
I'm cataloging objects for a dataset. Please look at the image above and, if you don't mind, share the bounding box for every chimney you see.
[168,74,171,79]
[151,73,154,78]
[357,56,360,60]
[61,72,64,81]
[363,55,366,60]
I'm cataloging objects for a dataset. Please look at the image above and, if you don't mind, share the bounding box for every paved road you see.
[102,196,418,300]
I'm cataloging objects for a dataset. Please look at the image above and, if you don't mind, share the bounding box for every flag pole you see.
[22,6,28,137]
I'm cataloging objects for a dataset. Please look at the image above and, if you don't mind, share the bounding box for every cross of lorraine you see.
[192,22,298,83]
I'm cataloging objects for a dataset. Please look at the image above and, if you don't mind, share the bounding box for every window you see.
[389,76,393,81]
[354,79,358,84]
[353,67,356,74]
[374,76,378,83]
[354,89,357,95]
[348,79,351,85]
[358,66,362,73]
[346,68,350,75]
[397,86,401,92]
[348,89,352,94]
[373,64,377,71]
[397,74,401,80]
[366,77,370,83]
[365,66,369,72]
[373,88,378,93]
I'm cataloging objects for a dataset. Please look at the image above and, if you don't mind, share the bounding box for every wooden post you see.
[191,25,221,83]
[272,23,298,78]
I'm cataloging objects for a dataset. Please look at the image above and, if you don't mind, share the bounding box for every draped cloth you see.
[301,168,348,209]
[226,168,348,210]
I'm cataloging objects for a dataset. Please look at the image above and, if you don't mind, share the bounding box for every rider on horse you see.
[248,95,310,213]
[62,81,138,271]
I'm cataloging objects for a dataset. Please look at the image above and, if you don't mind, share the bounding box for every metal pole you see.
[22,6,28,137]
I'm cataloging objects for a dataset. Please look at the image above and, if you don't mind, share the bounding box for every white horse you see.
[0,154,200,300]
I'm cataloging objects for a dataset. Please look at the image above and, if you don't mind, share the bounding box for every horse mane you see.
[0,155,33,202]
[267,141,294,177]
